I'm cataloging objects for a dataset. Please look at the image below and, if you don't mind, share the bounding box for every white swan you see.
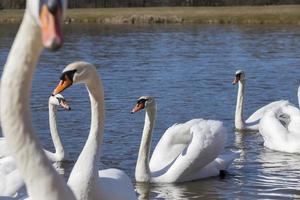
[0,94,71,161]
[259,104,300,153]
[0,94,71,197]
[45,94,71,162]
[232,70,259,131]
[245,85,300,153]
[0,0,76,199]
[52,61,137,200]
[131,96,238,183]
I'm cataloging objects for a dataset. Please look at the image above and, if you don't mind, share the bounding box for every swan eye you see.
[40,0,62,15]
[56,97,63,103]
[47,0,62,14]
[235,73,241,79]
[131,99,147,113]
[136,98,148,105]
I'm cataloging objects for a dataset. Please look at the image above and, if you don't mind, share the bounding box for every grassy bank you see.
[1,5,300,24]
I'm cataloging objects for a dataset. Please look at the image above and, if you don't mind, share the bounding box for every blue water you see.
[1,24,300,199]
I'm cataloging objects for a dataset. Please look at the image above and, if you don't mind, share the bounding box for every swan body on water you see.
[258,104,300,153]
[247,86,300,153]
[52,61,137,200]
[131,96,238,183]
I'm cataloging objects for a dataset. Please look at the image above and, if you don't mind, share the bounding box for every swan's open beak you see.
[60,99,71,110]
[40,4,63,51]
[131,103,145,114]
[52,77,73,95]
[232,77,240,85]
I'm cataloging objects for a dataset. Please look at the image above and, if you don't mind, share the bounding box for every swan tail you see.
[215,150,240,170]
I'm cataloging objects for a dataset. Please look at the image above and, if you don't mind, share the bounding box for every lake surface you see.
[1,24,300,199]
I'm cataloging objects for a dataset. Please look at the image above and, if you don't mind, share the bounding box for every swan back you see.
[98,169,137,200]
[246,100,290,124]
[259,105,300,153]
[152,120,227,182]
[149,119,200,172]
[280,105,300,133]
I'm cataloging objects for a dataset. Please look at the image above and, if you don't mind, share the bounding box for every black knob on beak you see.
[47,0,59,15]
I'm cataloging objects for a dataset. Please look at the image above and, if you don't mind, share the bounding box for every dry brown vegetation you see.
[1,6,300,24]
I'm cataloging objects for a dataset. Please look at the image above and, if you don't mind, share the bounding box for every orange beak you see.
[52,77,73,95]
[40,4,63,51]
[131,103,145,114]
[232,76,240,85]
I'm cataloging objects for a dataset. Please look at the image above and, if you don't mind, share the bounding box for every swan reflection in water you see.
[234,131,300,199]
[257,149,300,199]
[135,180,224,200]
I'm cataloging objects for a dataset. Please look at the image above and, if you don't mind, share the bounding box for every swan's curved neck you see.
[48,102,67,160]
[135,104,156,182]
[0,11,74,200]
[68,73,105,199]
[235,80,245,130]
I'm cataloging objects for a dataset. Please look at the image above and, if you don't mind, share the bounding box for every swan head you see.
[27,0,67,50]
[232,70,245,85]
[52,61,97,95]
[131,96,155,113]
[49,94,71,110]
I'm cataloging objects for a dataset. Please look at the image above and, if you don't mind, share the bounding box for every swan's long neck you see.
[68,74,105,200]
[48,102,67,161]
[0,11,75,200]
[235,80,245,130]
[135,104,156,182]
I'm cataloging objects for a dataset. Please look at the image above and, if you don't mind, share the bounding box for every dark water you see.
[1,24,300,199]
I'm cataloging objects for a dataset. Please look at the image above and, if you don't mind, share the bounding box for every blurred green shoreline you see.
[1,6,300,24]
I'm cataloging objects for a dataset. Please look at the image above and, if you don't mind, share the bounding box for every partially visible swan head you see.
[52,61,97,95]
[131,96,156,113]
[232,70,245,85]
[27,0,68,50]
[49,94,71,110]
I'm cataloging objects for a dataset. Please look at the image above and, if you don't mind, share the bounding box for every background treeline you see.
[1,0,300,9]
